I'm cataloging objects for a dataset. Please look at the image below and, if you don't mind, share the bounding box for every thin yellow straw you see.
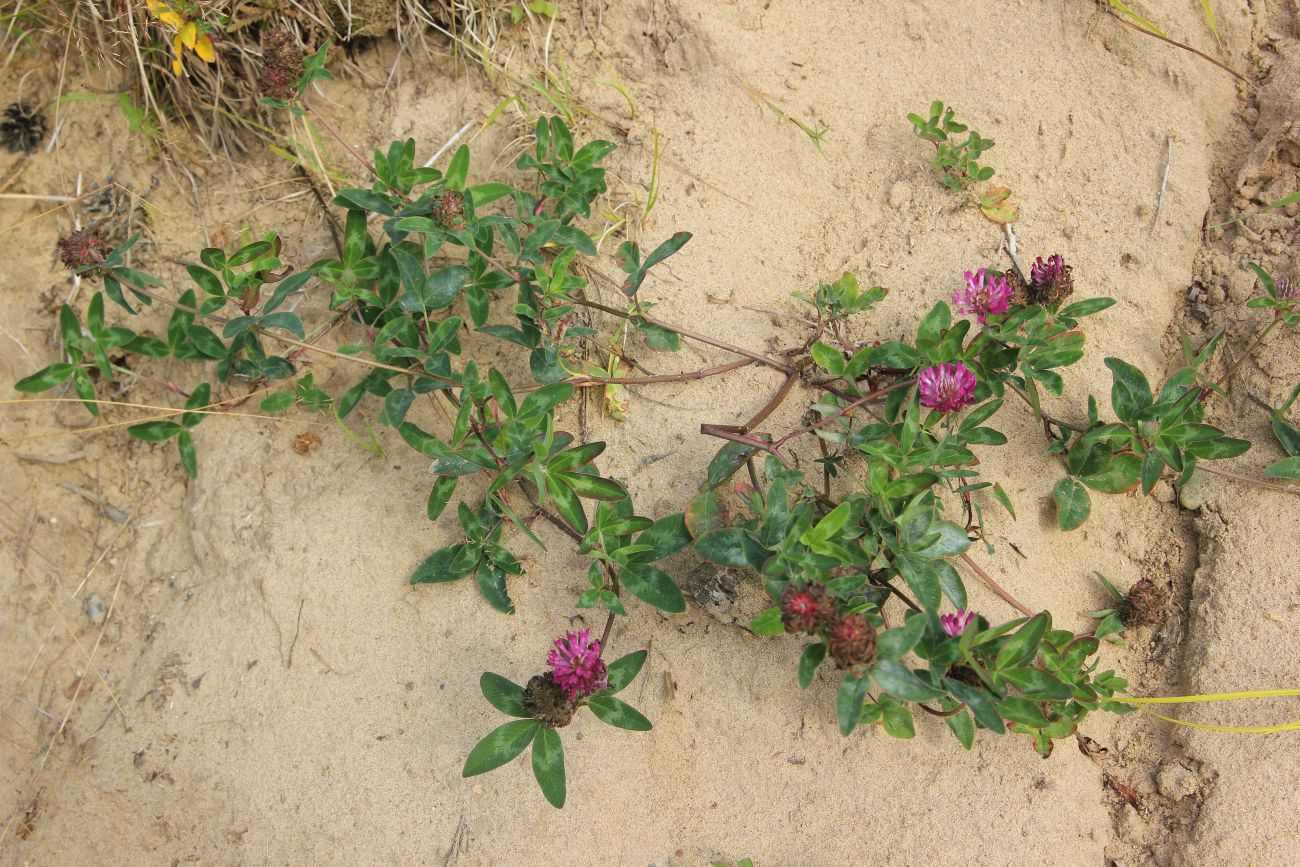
[1120,689,1300,734]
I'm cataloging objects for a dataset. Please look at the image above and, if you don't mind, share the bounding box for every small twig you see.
[1151,135,1172,234]
[424,120,475,168]
[958,551,1035,618]
[1003,224,1029,284]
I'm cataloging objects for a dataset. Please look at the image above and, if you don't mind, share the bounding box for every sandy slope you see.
[0,1,1295,864]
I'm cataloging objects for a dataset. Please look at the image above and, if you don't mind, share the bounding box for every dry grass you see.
[0,1,516,155]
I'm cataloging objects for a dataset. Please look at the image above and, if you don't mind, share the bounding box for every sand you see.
[1,1,1297,864]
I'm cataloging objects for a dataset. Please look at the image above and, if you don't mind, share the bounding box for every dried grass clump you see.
[1,1,514,155]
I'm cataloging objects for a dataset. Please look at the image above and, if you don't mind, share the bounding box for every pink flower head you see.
[1277,275,1300,302]
[941,609,975,637]
[1030,254,1068,286]
[953,269,1012,324]
[917,362,977,413]
[546,629,607,700]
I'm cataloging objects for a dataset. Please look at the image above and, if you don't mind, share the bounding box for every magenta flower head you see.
[918,362,977,413]
[941,609,975,638]
[1030,254,1068,286]
[953,269,1012,324]
[546,629,607,700]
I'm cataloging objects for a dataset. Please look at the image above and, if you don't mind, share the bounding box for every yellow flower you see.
[147,1,215,76]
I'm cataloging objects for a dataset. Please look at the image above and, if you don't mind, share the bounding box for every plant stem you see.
[1196,463,1300,494]
[1007,382,1084,432]
[566,358,755,389]
[571,297,796,374]
[772,379,915,449]
[958,551,1035,617]
[1218,318,1280,389]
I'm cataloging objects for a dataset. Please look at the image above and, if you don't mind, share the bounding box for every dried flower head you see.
[431,189,468,230]
[953,269,1012,324]
[1028,254,1074,306]
[1,102,46,155]
[941,609,975,637]
[826,613,877,672]
[918,362,977,413]
[522,672,576,728]
[546,629,607,700]
[1120,578,1167,628]
[259,27,304,100]
[57,228,109,272]
[779,582,836,635]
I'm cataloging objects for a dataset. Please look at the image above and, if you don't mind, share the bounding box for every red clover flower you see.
[953,268,1012,324]
[941,609,975,637]
[918,362,977,413]
[1030,254,1068,286]
[546,629,608,700]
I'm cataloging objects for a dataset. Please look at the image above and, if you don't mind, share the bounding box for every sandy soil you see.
[1,1,1296,864]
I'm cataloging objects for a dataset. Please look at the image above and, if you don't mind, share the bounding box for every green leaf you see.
[935,560,967,609]
[705,442,756,490]
[620,564,686,613]
[1271,413,1300,457]
[894,554,940,610]
[634,512,690,561]
[410,544,473,584]
[1185,436,1250,460]
[605,650,647,694]
[810,340,846,377]
[881,700,917,738]
[945,707,975,749]
[1078,453,1141,494]
[260,392,296,413]
[425,265,470,309]
[547,476,588,534]
[531,726,565,808]
[944,678,1004,733]
[996,611,1049,670]
[586,695,652,730]
[427,475,458,521]
[871,659,945,701]
[462,719,539,777]
[750,606,784,636]
[14,363,75,392]
[1001,667,1072,700]
[876,613,927,661]
[797,643,826,688]
[127,420,184,442]
[186,263,223,297]
[1265,456,1300,480]
[1052,477,1090,531]
[1104,357,1153,424]
[996,697,1050,728]
[913,520,971,559]
[693,528,753,568]
[177,430,197,477]
[1057,297,1116,319]
[444,144,470,190]
[836,673,870,735]
[469,183,513,207]
[480,672,529,717]
[476,565,515,614]
[556,471,626,501]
